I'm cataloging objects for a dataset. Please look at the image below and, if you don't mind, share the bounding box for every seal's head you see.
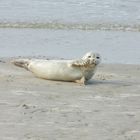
[82,52,101,66]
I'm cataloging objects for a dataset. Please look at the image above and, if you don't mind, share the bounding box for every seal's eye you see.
[96,56,100,59]
[88,56,91,58]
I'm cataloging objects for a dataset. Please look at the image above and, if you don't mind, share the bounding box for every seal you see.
[12,52,101,84]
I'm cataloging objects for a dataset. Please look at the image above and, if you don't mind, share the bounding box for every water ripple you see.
[0,22,140,32]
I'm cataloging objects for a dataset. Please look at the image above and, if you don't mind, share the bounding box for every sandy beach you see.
[0,59,140,140]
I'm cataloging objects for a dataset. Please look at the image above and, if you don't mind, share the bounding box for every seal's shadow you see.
[87,79,133,87]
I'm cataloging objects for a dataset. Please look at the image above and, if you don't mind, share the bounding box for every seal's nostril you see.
[96,57,100,59]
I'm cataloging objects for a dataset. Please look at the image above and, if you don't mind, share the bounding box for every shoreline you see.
[0,56,140,65]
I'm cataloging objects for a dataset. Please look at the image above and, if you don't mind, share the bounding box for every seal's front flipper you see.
[71,60,85,67]
[75,77,86,85]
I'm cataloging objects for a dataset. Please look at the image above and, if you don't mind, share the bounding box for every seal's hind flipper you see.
[11,59,30,70]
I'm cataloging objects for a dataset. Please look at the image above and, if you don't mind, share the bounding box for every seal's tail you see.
[11,59,30,70]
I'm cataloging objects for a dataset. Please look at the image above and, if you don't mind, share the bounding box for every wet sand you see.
[0,59,140,140]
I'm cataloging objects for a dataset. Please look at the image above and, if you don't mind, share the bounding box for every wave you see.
[0,22,140,32]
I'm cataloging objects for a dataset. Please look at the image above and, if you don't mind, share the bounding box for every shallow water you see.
[0,0,140,31]
[0,0,140,23]
[0,29,140,64]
